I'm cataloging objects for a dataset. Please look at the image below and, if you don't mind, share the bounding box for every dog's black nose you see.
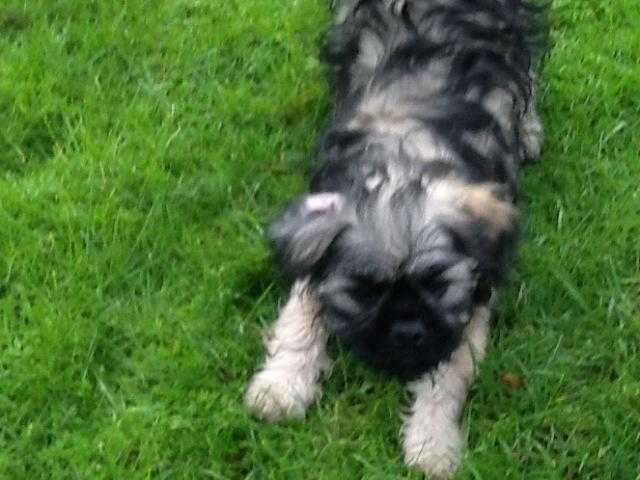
[391,320,427,344]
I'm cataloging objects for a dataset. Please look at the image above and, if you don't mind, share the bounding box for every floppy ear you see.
[436,181,518,284]
[268,193,353,278]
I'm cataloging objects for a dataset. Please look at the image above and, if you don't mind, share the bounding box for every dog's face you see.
[270,175,515,377]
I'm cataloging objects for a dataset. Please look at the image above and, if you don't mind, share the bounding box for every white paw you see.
[244,368,318,422]
[403,419,464,479]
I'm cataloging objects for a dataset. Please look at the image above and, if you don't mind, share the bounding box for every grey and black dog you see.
[246,0,547,476]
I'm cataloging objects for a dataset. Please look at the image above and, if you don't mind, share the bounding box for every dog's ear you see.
[269,193,353,278]
[436,181,518,284]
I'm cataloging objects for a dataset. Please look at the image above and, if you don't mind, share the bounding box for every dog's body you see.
[246,0,546,476]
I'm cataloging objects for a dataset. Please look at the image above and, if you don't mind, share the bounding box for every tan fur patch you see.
[432,180,516,236]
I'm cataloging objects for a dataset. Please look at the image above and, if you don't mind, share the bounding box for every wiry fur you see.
[247,0,546,477]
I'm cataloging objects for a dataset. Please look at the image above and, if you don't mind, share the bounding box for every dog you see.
[245,0,546,477]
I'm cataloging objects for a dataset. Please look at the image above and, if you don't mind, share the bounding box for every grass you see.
[0,0,638,478]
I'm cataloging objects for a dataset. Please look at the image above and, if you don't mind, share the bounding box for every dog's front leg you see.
[401,307,490,479]
[245,279,331,422]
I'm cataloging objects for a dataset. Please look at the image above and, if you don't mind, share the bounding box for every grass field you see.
[1,0,639,478]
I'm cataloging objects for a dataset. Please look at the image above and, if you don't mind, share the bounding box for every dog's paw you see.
[403,419,463,479]
[520,115,544,162]
[244,368,317,422]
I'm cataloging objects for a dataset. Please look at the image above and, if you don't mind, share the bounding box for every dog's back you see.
[320,0,546,195]
[328,0,544,98]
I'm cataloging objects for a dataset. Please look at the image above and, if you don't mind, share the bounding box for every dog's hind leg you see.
[520,78,544,162]
[401,307,490,479]
[245,279,331,422]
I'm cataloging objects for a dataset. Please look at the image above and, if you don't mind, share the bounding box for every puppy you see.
[246,0,546,477]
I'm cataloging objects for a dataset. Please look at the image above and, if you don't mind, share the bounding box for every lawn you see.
[0,0,639,478]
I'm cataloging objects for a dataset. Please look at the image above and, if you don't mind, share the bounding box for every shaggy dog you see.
[246,0,546,476]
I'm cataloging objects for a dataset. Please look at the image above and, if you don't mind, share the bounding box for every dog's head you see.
[269,172,516,377]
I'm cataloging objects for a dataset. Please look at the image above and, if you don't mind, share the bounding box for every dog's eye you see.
[347,276,388,306]
[420,276,448,299]
[417,266,449,299]
[349,288,381,307]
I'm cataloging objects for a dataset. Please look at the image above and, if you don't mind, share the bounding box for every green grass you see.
[0,0,638,478]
